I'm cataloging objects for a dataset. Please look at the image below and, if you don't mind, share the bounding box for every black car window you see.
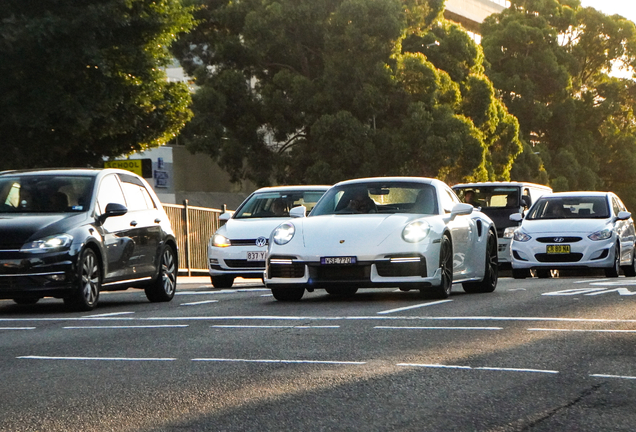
[0,175,94,213]
[97,174,126,214]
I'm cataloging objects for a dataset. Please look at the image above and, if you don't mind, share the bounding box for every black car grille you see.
[535,253,583,263]
[230,239,268,246]
[269,263,305,278]
[376,259,427,277]
[536,237,583,243]
[313,265,369,281]
[224,260,265,268]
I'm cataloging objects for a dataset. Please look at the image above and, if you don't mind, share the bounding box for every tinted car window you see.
[527,196,610,219]
[97,174,126,214]
[0,175,94,213]
[234,190,325,218]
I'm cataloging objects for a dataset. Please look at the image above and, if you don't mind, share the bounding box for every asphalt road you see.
[1,274,636,431]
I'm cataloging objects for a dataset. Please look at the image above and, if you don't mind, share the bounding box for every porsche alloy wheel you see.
[145,246,177,302]
[64,248,100,311]
[425,234,453,299]
[463,229,498,294]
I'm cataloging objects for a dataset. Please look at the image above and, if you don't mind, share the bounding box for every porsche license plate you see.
[320,256,357,265]
[247,251,267,261]
[546,245,570,254]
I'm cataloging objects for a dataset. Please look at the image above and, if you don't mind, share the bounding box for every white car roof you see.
[333,176,441,187]
[540,191,612,198]
[252,185,330,193]
[452,181,552,190]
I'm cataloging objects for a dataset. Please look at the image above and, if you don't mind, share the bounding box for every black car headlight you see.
[21,234,73,252]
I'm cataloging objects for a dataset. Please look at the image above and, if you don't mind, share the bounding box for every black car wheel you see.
[622,248,636,277]
[463,229,498,293]
[424,234,453,299]
[211,275,235,288]
[605,245,620,278]
[13,297,40,305]
[64,248,100,311]
[145,246,177,302]
[512,268,530,279]
[271,287,304,301]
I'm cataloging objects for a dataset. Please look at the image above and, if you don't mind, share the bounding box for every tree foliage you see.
[0,0,194,169]
[173,0,522,186]
[481,0,636,209]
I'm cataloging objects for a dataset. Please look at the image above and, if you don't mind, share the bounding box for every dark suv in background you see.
[0,168,178,311]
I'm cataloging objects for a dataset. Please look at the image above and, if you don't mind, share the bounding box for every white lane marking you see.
[18,356,176,361]
[591,280,636,286]
[83,312,135,318]
[375,326,502,330]
[543,288,607,296]
[377,300,453,314]
[585,288,636,296]
[508,288,526,291]
[177,290,236,295]
[64,325,189,329]
[191,358,366,365]
[590,374,636,380]
[261,294,273,297]
[180,300,219,306]
[529,328,636,333]
[575,279,609,284]
[211,325,339,329]
[0,327,35,330]
[397,363,558,374]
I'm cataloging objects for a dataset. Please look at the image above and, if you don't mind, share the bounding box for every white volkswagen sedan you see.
[264,177,499,301]
[510,192,636,279]
[208,185,329,288]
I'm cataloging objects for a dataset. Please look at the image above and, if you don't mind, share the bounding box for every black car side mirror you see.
[101,203,128,221]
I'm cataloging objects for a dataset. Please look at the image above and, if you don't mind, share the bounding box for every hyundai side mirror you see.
[616,211,631,221]
[509,213,523,222]
[219,212,231,222]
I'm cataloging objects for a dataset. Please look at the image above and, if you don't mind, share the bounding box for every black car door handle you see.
[130,220,138,227]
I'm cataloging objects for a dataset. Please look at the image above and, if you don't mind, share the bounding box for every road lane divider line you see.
[590,374,636,380]
[176,290,236,295]
[18,356,176,361]
[63,325,189,329]
[397,363,559,374]
[191,358,366,365]
[180,300,219,306]
[375,326,502,330]
[82,312,135,318]
[528,328,636,333]
[0,327,35,330]
[210,325,340,329]
[377,300,453,314]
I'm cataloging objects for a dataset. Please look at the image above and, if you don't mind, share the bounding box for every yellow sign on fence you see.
[104,159,152,178]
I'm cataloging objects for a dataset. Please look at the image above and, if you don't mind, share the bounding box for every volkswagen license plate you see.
[320,256,357,265]
[247,251,267,261]
[546,245,570,254]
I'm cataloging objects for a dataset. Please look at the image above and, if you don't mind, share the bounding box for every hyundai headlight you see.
[402,221,431,243]
[21,234,73,252]
[513,230,531,242]
[588,228,612,241]
[503,227,517,239]
[273,222,295,245]
[211,234,231,247]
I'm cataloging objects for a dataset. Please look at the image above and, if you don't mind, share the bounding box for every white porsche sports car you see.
[510,192,636,279]
[264,177,499,301]
[208,185,329,288]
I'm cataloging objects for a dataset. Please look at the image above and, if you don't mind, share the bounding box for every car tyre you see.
[605,245,620,278]
[512,268,530,279]
[621,248,636,277]
[463,229,498,294]
[211,275,235,288]
[425,234,452,299]
[325,287,358,297]
[13,297,40,305]
[145,246,177,302]
[536,269,559,279]
[271,287,304,301]
[64,248,100,312]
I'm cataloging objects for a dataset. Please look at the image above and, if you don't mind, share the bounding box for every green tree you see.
[482,0,636,209]
[173,0,522,186]
[0,0,194,169]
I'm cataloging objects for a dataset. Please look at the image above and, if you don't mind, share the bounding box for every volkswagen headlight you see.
[589,227,612,241]
[513,230,531,242]
[273,222,295,245]
[21,234,73,252]
[211,234,231,247]
[402,221,431,243]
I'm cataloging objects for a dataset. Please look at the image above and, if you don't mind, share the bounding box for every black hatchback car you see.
[0,168,178,311]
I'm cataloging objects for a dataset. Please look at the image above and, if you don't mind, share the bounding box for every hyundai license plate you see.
[247,251,267,261]
[320,256,357,265]
[546,245,570,254]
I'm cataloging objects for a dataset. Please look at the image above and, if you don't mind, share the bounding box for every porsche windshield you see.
[311,182,438,215]
[0,175,94,213]
[527,196,610,220]
[234,190,325,219]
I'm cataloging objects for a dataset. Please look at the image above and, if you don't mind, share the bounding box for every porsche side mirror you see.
[509,213,523,222]
[449,203,473,219]
[289,205,306,218]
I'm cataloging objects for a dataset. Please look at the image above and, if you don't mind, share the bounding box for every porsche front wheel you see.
[271,287,305,301]
[425,234,453,299]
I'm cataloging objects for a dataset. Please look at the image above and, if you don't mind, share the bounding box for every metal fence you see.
[163,200,226,276]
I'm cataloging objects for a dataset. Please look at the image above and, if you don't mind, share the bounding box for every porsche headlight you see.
[589,227,612,241]
[21,234,73,252]
[211,234,231,248]
[273,222,295,245]
[513,230,531,242]
[402,221,431,243]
